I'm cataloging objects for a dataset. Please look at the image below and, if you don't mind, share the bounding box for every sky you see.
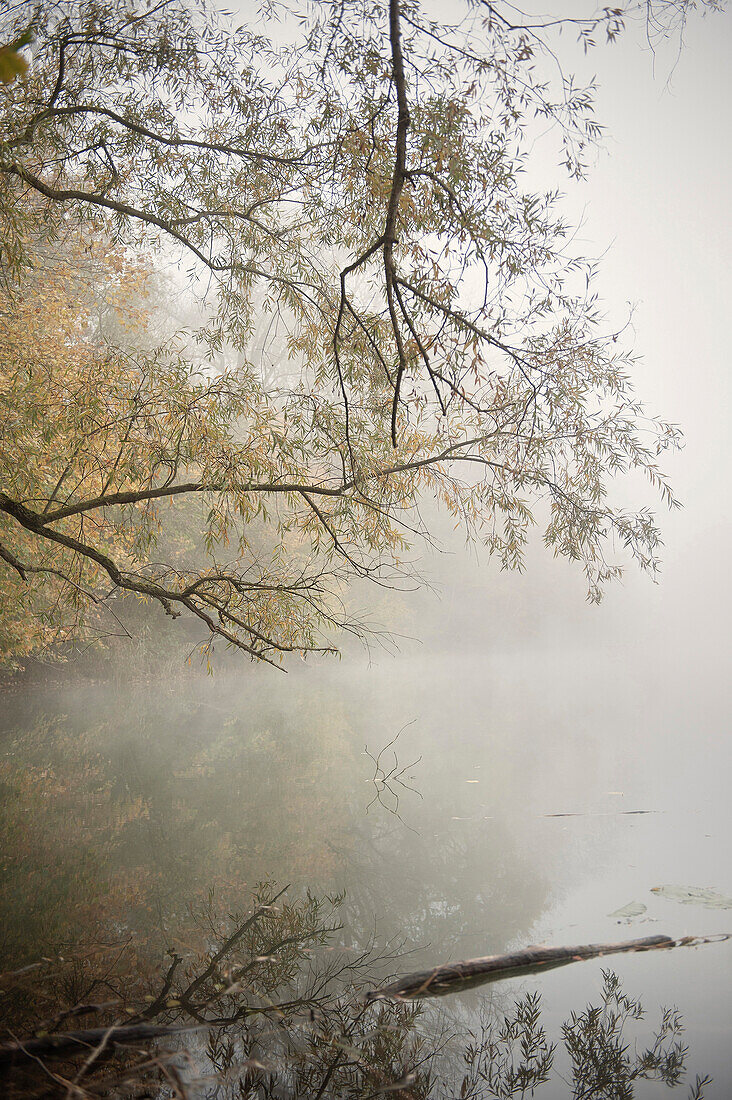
[428,2,732,651]
[593,18,727,404]
[562,6,731,590]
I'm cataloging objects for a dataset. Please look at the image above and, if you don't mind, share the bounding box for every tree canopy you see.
[0,0,702,666]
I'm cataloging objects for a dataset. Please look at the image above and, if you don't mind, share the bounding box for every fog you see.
[1,5,730,1098]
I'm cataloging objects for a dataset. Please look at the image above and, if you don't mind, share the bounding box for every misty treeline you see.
[1,0,720,670]
[0,672,550,981]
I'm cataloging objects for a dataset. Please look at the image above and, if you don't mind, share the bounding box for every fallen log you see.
[3,935,727,1064]
[0,1021,209,1066]
[364,934,688,1001]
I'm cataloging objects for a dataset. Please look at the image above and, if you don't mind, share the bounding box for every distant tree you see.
[0,0,707,666]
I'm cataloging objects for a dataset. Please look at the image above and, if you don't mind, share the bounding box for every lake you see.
[1,622,729,1096]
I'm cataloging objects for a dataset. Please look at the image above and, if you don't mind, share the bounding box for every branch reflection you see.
[0,886,711,1099]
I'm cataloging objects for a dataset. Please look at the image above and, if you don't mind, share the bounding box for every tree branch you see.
[384,0,411,446]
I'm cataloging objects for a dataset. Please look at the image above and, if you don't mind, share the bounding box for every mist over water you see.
[2,523,730,1093]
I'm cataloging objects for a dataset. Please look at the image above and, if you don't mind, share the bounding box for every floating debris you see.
[609,901,647,920]
[544,810,659,818]
[651,885,732,909]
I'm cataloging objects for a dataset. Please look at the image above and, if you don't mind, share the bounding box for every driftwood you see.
[0,1022,209,1066]
[4,934,727,1065]
[364,934,681,1001]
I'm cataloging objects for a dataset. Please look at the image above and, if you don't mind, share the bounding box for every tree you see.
[0,0,703,667]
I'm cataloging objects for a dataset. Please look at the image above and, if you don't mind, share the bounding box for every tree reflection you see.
[463,974,711,1100]
[0,886,710,1099]
[0,679,548,975]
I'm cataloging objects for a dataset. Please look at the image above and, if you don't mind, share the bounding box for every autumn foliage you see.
[0,0,690,666]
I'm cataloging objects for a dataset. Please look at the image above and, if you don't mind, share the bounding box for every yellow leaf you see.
[0,44,29,85]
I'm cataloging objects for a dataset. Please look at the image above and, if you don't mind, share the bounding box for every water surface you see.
[2,626,729,1094]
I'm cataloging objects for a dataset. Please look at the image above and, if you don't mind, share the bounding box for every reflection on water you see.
[0,643,730,1094]
[0,885,713,1098]
[0,670,550,972]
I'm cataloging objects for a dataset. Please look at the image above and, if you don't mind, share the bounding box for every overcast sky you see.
[553,6,731,640]
[404,4,732,648]
[575,7,730,492]
[421,3,732,644]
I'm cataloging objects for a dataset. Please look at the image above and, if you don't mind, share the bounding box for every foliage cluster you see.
[0,0,702,665]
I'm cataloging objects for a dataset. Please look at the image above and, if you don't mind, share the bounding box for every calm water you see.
[1,622,730,1094]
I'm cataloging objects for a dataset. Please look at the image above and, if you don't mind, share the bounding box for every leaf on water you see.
[651,885,732,909]
[609,901,647,920]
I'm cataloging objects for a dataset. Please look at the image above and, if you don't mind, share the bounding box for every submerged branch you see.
[0,1022,209,1065]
